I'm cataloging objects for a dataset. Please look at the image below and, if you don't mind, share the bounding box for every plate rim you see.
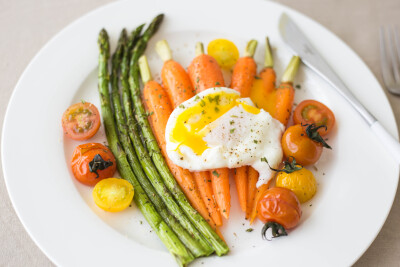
[2,0,399,266]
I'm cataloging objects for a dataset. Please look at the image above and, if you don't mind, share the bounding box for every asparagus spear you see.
[97,28,193,266]
[129,50,229,256]
[113,28,212,258]
[120,19,214,256]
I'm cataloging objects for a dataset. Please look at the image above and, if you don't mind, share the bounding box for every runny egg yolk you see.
[170,91,260,155]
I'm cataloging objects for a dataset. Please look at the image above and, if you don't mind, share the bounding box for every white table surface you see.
[1,0,399,266]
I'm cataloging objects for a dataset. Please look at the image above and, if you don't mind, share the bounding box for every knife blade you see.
[279,13,400,163]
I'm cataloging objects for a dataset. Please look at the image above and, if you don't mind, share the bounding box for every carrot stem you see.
[243,39,258,58]
[138,55,152,84]
[281,55,300,83]
[195,42,205,56]
[155,39,173,62]
[264,37,274,68]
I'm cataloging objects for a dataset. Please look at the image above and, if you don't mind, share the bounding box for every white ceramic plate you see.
[2,0,399,266]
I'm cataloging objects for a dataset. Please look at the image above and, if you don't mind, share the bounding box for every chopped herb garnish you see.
[246,228,254,232]
[230,120,235,125]
[230,128,236,133]
[215,107,220,112]
[195,95,200,101]
[212,170,220,177]
[261,157,268,163]
[179,104,185,109]
[215,81,220,85]
[295,84,301,89]
[253,140,258,144]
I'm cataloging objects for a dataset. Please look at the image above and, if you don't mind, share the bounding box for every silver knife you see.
[279,13,400,163]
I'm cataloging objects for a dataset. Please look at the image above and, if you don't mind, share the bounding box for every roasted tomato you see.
[71,143,116,186]
[62,102,101,140]
[293,100,335,136]
[93,178,134,212]
[257,187,301,238]
[275,164,317,203]
[281,124,331,166]
[207,39,239,69]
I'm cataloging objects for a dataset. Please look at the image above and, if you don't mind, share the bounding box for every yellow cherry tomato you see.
[275,167,317,203]
[92,178,134,212]
[207,39,239,69]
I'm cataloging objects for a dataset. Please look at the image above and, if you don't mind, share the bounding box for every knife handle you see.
[371,121,400,163]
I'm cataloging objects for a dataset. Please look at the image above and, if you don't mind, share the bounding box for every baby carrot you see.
[192,171,223,226]
[156,40,222,226]
[231,40,258,97]
[250,37,276,116]
[274,56,301,126]
[230,40,258,213]
[141,56,216,228]
[188,42,226,91]
[211,168,231,219]
[245,167,259,220]
[233,166,247,212]
[156,40,195,108]
[188,43,230,219]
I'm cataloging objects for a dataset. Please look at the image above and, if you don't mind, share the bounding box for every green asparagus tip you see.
[244,39,258,58]
[263,37,274,68]
[281,55,301,83]
[98,29,110,57]
[143,14,164,41]
[134,24,145,35]
[156,39,173,62]
[139,55,153,84]
[195,42,204,56]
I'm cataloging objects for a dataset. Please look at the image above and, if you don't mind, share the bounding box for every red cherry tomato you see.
[62,102,101,140]
[257,187,302,239]
[293,100,335,136]
[71,143,116,186]
[257,187,302,230]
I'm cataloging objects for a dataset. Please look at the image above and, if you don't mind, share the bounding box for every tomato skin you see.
[282,124,323,166]
[93,178,134,212]
[71,143,116,186]
[293,100,335,136]
[207,39,239,69]
[62,102,101,140]
[257,187,301,230]
[276,167,317,203]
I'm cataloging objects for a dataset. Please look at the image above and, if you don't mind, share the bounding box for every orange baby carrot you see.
[188,42,226,92]
[188,43,230,219]
[274,56,300,126]
[156,40,196,108]
[192,171,223,226]
[141,57,215,227]
[230,40,258,213]
[211,168,231,219]
[245,167,259,220]
[233,166,247,213]
[156,40,222,226]
[250,37,276,115]
[231,40,258,97]
[249,183,270,224]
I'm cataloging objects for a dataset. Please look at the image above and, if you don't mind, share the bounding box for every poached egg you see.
[165,87,284,186]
